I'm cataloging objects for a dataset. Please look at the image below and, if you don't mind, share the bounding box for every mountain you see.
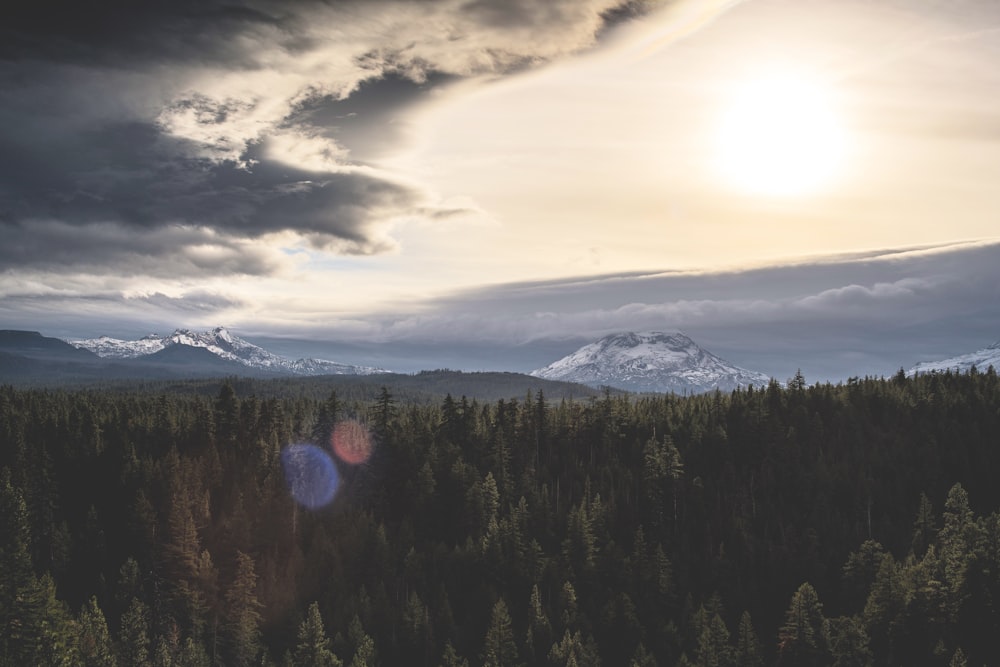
[908,339,1000,376]
[530,331,771,394]
[0,330,101,362]
[69,326,388,376]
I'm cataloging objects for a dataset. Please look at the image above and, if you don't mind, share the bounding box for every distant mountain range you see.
[908,339,1000,376]
[0,327,387,383]
[531,331,771,394]
[4,325,997,392]
[69,327,386,376]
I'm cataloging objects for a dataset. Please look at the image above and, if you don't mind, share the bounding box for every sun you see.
[714,72,847,197]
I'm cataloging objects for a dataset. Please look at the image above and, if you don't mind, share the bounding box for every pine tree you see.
[119,597,152,667]
[862,553,904,666]
[911,493,937,559]
[222,551,262,667]
[6,572,80,666]
[293,602,342,667]
[347,615,376,667]
[78,596,117,667]
[482,597,520,667]
[630,642,657,667]
[777,582,828,667]
[439,641,469,667]
[827,616,871,667]
[548,629,601,667]
[0,469,35,661]
[695,612,732,667]
[735,611,762,667]
[526,584,553,662]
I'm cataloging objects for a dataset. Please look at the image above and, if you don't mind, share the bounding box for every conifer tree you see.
[548,629,601,667]
[78,596,117,667]
[827,616,871,667]
[777,582,828,667]
[293,602,342,667]
[0,468,34,660]
[630,642,657,667]
[7,572,80,666]
[482,597,520,667]
[119,597,152,667]
[439,641,469,667]
[347,615,376,667]
[695,612,732,667]
[526,584,553,661]
[222,551,262,667]
[911,493,937,559]
[734,611,762,667]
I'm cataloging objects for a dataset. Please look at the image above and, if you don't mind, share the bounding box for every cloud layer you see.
[1,0,657,277]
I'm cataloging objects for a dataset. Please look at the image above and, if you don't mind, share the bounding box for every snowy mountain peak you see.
[908,339,1000,376]
[531,330,770,394]
[69,327,387,377]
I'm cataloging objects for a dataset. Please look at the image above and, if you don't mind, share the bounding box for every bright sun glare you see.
[714,72,847,197]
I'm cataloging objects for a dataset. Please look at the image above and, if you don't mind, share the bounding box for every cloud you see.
[0,220,282,277]
[1,0,656,277]
[0,286,245,339]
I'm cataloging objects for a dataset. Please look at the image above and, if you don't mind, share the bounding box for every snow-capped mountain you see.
[530,331,771,394]
[70,326,387,376]
[908,340,1000,376]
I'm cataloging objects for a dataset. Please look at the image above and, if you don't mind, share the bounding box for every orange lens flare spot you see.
[331,419,374,465]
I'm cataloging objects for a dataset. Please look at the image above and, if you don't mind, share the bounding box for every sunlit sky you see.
[2,0,999,380]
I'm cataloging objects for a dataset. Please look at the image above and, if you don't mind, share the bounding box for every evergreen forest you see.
[2,368,1000,666]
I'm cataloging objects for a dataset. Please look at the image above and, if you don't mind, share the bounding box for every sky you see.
[2,0,999,382]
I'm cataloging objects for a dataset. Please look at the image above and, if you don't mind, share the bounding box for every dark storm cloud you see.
[1,0,286,66]
[0,220,278,277]
[1,0,650,276]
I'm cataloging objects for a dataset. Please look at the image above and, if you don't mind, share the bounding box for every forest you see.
[1,367,999,666]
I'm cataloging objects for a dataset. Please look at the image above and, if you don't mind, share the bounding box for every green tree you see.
[78,596,117,667]
[482,597,520,667]
[777,582,828,667]
[827,616,871,667]
[548,629,601,667]
[293,602,342,667]
[735,611,762,667]
[119,597,152,667]
[222,551,262,667]
[347,615,377,667]
[6,572,79,666]
[630,642,657,667]
[439,641,469,667]
[911,493,937,559]
[0,469,35,661]
[695,612,732,667]
[526,584,554,662]
[862,554,904,666]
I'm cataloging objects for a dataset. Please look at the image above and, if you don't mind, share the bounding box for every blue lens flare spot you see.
[281,443,339,509]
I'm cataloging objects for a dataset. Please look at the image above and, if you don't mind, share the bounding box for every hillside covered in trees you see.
[2,368,999,665]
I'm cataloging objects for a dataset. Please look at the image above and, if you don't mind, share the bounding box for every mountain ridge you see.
[908,339,1000,376]
[70,326,388,377]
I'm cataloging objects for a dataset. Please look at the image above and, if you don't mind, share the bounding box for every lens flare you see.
[280,443,339,509]
[331,419,374,465]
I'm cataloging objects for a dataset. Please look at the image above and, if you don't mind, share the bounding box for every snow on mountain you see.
[908,339,1000,376]
[69,333,166,359]
[530,331,771,394]
[70,327,387,376]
